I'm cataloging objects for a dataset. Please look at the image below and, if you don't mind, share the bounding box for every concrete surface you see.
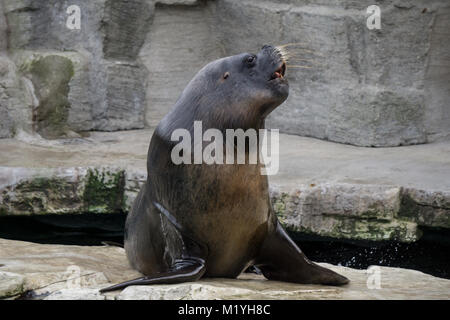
[1,238,449,300]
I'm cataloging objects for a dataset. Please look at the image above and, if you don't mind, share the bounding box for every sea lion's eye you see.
[246,55,256,66]
[223,72,230,79]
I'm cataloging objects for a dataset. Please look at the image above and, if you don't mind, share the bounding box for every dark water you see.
[0,214,449,279]
[290,230,450,279]
[0,214,126,246]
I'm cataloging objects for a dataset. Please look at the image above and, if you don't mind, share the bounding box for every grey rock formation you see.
[210,0,450,146]
[399,188,450,228]
[0,271,25,299]
[102,0,153,61]
[0,55,34,138]
[27,55,75,138]
[0,238,140,299]
[95,60,148,131]
[140,1,223,127]
[45,288,107,300]
[0,66,14,137]
[1,0,151,137]
[0,104,13,138]
[271,184,420,242]
[1,0,449,145]
[0,166,127,215]
[424,6,450,142]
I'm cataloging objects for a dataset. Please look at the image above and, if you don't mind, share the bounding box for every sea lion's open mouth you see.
[270,62,286,81]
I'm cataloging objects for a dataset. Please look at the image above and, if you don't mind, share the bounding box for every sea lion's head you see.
[175,45,289,130]
[216,44,289,107]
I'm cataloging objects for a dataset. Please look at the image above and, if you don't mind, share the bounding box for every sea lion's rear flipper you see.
[255,221,349,286]
[100,202,208,293]
[99,257,206,293]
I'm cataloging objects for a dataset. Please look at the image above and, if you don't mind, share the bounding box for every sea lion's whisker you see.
[283,50,322,55]
[274,47,292,64]
[277,42,310,48]
[286,65,315,69]
[280,49,325,58]
[287,50,324,57]
[288,58,314,62]
[287,58,325,66]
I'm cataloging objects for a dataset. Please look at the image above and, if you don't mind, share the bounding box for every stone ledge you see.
[0,129,449,242]
[0,165,449,242]
[0,166,128,215]
[270,183,449,242]
[1,238,449,300]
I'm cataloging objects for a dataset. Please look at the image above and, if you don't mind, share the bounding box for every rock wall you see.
[140,0,450,146]
[0,0,151,138]
[140,1,222,127]
[0,0,449,145]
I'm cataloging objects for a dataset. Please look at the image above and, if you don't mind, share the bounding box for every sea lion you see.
[100,45,349,292]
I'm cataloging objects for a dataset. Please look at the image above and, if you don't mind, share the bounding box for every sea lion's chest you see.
[178,164,271,276]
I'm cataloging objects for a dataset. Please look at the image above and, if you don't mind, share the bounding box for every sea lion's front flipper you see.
[255,221,349,286]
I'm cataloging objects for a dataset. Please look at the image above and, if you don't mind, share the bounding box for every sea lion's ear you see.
[223,72,230,80]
